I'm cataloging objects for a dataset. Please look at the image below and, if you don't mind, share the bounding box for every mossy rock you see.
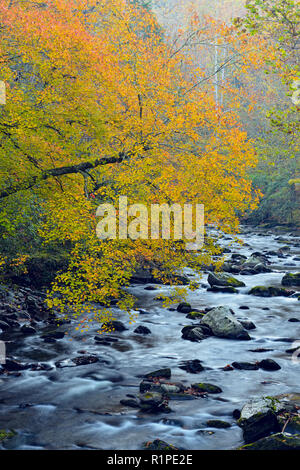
[206,420,231,429]
[186,311,205,320]
[0,429,16,442]
[282,272,300,287]
[192,383,222,394]
[238,433,300,450]
[208,272,245,288]
[248,286,292,297]
[143,439,179,450]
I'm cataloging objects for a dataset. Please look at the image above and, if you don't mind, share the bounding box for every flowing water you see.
[0,226,299,450]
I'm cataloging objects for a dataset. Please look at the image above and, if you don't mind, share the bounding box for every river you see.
[0,225,299,450]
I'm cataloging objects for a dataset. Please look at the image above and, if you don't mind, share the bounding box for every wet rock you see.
[144,368,171,380]
[232,362,259,370]
[71,355,99,366]
[258,359,281,371]
[134,325,151,335]
[238,401,280,444]
[239,306,250,310]
[248,286,294,297]
[181,324,212,342]
[177,302,192,313]
[101,320,127,332]
[143,439,178,450]
[139,392,170,413]
[288,318,299,322]
[56,356,99,368]
[42,330,65,340]
[282,272,300,287]
[191,383,222,394]
[0,430,16,442]
[239,433,300,450]
[140,379,184,395]
[207,286,238,294]
[201,306,251,340]
[20,324,37,335]
[29,363,53,371]
[120,399,140,408]
[206,420,231,429]
[233,409,241,419]
[179,359,204,373]
[208,272,245,288]
[186,311,205,320]
[140,380,165,394]
[249,348,273,353]
[238,319,256,330]
[3,359,28,371]
[144,286,157,291]
[0,320,11,331]
[242,253,269,268]
[138,310,151,315]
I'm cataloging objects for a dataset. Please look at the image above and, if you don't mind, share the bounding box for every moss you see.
[0,429,16,442]
[192,383,222,394]
[238,433,300,450]
[227,276,244,287]
[186,311,205,320]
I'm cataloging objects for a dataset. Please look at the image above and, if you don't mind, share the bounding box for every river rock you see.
[207,272,245,288]
[177,303,192,313]
[201,306,251,340]
[282,272,300,287]
[206,420,231,429]
[134,325,151,335]
[237,396,295,444]
[239,433,300,450]
[181,324,212,342]
[232,362,259,370]
[248,286,294,297]
[179,360,204,373]
[101,320,127,332]
[143,439,179,450]
[258,359,281,371]
[238,319,256,330]
[192,383,222,394]
[139,392,170,413]
[20,324,36,335]
[120,398,140,408]
[144,368,171,380]
[207,286,238,293]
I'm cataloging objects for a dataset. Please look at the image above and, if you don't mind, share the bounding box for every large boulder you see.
[202,306,250,340]
[207,272,245,288]
[282,272,300,287]
[237,396,296,444]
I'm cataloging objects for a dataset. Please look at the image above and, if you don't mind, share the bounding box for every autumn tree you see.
[0,0,260,326]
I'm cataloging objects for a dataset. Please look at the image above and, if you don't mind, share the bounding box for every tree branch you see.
[0,151,133,200]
